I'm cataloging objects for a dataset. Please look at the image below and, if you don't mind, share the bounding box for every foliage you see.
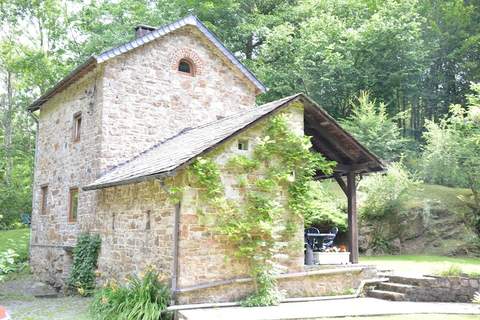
[359,162,419,221]
[1,0,480,231]
[0,249,22,282]
[340,91,407,161]
[420,83,480,234]
[90,267,171,320]
[436,264,480,278]
[241,266,282,307]
[188,112,335,306]
[68,233,101,296]
[303,181,347,231]
[0,228,30,262]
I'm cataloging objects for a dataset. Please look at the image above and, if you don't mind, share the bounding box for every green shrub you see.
[90,267,171,320]
[68,233,101,295]
[436,264,480,278]
[241,267,282,307]
[304,181,347,230]
[359,162,419,221]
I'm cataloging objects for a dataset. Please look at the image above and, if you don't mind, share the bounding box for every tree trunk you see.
[2,71,14,186]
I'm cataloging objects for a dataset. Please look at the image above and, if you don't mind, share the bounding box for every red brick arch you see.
[171,48,204,76]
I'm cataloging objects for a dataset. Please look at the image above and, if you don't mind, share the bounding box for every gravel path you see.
[0,275,91,319]
[2,296,91,320]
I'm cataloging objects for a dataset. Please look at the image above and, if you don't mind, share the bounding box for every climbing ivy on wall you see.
[68,233,101,296]
[188,110,335,306]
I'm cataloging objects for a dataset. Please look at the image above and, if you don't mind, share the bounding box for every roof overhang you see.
[83,93,384,191]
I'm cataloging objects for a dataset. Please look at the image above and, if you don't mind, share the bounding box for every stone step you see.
[387,275,434,286]
[377,282,416,294]
[367,289,406,301]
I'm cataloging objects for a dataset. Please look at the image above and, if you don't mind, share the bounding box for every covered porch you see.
[300,95,384,264]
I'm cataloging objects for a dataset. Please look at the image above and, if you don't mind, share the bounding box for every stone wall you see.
[94,179,176,282]
[405,276,480,303]
[177,266,376,304]
[30,68,104,287]
[31,23,259,287]
[99,26,257,172]
[177,104,306,289]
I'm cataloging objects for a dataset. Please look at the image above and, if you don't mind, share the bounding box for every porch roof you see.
[83,93,384,191]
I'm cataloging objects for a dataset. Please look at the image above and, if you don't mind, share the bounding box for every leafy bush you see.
[0,249,27,282]
[90,267,171,320]
[420,83,480,234]
[304,181,347,231]
[359,162,419,220]
[436,264,480,278]
[68,233,101,295]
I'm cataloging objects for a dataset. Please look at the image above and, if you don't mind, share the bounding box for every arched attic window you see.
[178,58,195,76]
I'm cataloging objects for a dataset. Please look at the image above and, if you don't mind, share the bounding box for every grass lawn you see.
[361,255,480,276]
[0,228,30,260]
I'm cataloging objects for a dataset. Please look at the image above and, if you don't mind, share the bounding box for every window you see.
[73,112,82,142]
[40,185,48,215]
[238,139,249,151]
[69,187,79,223]
[178,59,194,75]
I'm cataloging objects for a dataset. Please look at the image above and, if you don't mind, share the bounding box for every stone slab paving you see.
[178,298,480,320]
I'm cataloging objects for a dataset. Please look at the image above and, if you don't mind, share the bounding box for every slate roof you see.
[83,94,301,190]
[28,15,266,111]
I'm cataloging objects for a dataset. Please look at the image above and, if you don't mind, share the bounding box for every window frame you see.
[73,112,82,142]
[68,187,79,223]
[177,58,195,76]
[40,184,48,215]
[238,139,249,151]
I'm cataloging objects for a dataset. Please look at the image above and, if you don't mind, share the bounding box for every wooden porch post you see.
[347,171,359,264]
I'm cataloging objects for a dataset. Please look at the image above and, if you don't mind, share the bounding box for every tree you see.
[340,91,407,162]
[421,83,480,234]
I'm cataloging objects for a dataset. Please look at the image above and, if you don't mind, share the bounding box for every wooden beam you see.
[347,171,359,264]
[333,174,348,196]
[335,162,376,173]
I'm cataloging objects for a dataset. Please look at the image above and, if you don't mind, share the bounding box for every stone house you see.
[28,15,383,303]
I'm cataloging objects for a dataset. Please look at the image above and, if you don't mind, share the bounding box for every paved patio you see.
[178,298,480,320]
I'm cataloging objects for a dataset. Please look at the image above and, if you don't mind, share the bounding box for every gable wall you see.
[176,104,305,302]
[30,68,104,286]
[99,26,257,172]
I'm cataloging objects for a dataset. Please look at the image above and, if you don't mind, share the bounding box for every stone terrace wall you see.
[99,26,257,172]
[406,276,480,303]
[177,266,376,304]
[94,179,176,282]
[177,104,306,289]
[30,68,104,288]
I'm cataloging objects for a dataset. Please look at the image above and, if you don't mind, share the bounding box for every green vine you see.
[188,111,335,306]
[68,233,101,296]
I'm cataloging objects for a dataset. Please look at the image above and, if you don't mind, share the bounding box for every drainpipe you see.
[171,202,181,303]
[159,179,181,304]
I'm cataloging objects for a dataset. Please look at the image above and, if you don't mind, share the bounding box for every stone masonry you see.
[29,19,375,303]
[30,24,258,288]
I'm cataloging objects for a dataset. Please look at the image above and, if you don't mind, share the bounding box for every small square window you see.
[69,187,79,223]
[40,185,48,215]
[73,112,82,142]
[238,139,249,151]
